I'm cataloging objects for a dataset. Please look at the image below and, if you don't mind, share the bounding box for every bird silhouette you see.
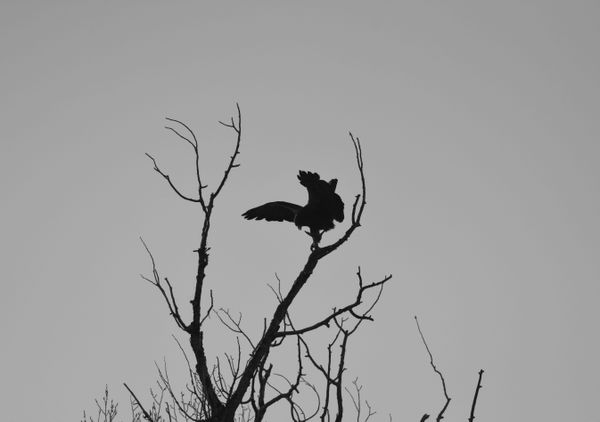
[242,171,344,246]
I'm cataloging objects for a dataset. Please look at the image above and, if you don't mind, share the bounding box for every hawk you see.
[242,171,344,245]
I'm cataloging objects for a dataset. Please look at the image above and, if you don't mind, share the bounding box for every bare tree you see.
[128,104,390,422]
[83,104,484,421]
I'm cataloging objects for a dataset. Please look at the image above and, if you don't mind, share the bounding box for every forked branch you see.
[213,103,242,200]
[139,237,187,332]
[276,267,391,337]
[145,152,201,204]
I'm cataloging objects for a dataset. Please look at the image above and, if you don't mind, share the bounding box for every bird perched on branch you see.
[242,171,344,247]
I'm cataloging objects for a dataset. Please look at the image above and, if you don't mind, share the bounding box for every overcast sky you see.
[1,2,599,421]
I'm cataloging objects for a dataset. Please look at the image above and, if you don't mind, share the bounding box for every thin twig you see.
[317,133,366,257]
[415,316,451,422]
[213,103,242,199]
[145,153,201,203]
[140,238,187,331]
[216,308,256,348]
[164,125,196,149]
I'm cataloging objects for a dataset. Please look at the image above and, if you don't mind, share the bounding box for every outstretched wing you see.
[242,201,302,222]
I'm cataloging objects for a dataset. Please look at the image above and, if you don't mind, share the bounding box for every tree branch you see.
[186,105,244,418]
[345,378,376,422]
[123,383,153,421]
[139,237,187,332]
[213,102,242,200]
[415,316,451,422]
[145,153,202,204]
[317,133,366,256]
[468,370,484,422]
[216,308,256,349]
[165,116,208,211]
[276,269,391,337]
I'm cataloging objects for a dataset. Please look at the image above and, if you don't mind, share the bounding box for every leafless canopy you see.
[122,104,393,422]
[80,105,486,422]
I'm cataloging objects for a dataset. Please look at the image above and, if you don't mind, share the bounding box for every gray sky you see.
[1,2,599,421]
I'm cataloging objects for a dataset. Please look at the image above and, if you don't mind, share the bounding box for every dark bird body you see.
[242,171,344,244]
